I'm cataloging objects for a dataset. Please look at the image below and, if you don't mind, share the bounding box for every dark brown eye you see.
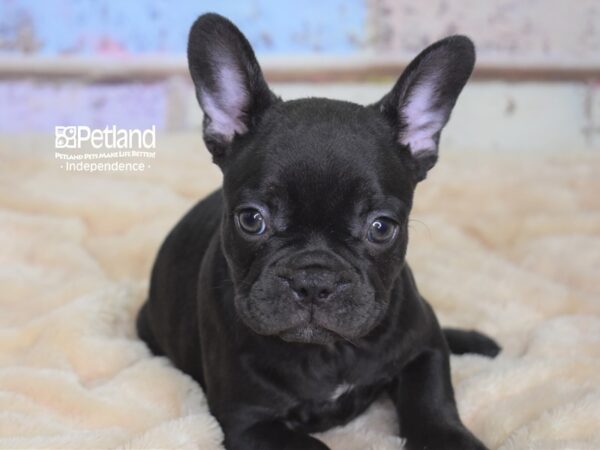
[237,208,266,235]
[367,217,398,244]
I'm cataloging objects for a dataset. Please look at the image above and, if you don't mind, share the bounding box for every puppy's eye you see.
[237,208,266,235]
[367,217,398,244]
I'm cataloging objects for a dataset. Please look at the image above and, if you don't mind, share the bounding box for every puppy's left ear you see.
[372,36,475,181]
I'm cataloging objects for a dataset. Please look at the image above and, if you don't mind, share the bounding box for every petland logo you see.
[55,125,156,149]
[54,125,157,172]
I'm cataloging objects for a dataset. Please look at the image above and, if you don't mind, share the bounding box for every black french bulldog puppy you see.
[137,13,500,450]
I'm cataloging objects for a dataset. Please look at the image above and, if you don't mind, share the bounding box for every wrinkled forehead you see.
[262,153,378,215]
[227,149,412,224]
[224,98,415,214]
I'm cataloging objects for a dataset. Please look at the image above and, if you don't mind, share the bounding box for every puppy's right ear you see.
[187,13,277,163]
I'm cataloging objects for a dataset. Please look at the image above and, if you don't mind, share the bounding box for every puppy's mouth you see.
[278,323,341,345]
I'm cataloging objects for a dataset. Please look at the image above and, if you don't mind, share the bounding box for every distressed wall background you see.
[0,0,365,54]
[0,0,599,151]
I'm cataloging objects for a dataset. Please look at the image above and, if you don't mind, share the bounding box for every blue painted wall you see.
[0,1,367,133]
[0,0,365,55]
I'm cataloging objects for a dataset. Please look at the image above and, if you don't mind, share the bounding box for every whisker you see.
[409,218,432,238]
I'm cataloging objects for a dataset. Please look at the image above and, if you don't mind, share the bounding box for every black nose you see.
[286,270,340,302]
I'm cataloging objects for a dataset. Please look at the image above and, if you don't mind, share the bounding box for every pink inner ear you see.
[399,80,446,155]
[202,64,249,141]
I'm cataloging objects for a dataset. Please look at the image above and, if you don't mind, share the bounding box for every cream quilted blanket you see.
[1,134,599,449]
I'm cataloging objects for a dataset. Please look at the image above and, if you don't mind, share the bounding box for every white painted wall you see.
[369,0,600,69]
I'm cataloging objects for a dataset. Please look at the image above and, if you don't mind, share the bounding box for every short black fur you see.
[138,13,500,450]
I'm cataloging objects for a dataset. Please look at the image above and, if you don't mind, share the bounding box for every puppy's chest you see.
[284,378,386,433]
[282,353,389,433]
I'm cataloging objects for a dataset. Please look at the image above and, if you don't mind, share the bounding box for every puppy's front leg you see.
[390,349,487,450]
[224,420,330,450]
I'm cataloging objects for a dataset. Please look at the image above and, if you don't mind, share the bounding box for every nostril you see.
[317,288,331,300]
[297,287,308,298]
